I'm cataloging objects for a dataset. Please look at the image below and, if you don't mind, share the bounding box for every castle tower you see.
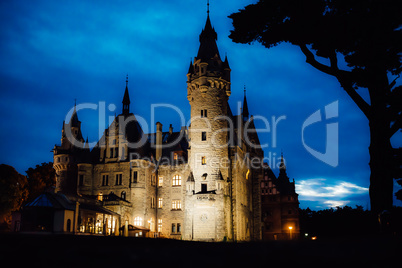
[53,102,85,194]
[185,12,232,241]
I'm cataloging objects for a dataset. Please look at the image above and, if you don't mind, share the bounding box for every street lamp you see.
[288,226,293,240]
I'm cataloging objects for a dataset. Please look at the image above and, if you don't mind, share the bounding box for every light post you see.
[288,226,293,240]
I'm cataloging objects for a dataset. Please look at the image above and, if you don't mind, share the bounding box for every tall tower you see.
[53,102,85,195]
[185,11,232,241]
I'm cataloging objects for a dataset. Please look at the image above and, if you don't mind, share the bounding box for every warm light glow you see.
[311,236,317,240]
[288,226,293,230]
[246,169,250,180]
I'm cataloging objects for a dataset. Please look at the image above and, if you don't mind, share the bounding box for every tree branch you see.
[299,44,336,76]
[389,116,402,138]
[298,44,371,119]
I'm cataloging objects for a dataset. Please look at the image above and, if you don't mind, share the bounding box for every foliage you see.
[299,206,377,237]
[0,164,28,229]
[229,0,402,213]
[25,162,56,202]
[300,205,402,237]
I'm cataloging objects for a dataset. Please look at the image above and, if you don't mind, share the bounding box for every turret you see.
[122,75,130,115]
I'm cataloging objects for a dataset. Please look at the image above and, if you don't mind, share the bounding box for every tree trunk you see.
[368,72,394,214]
[368,117,394,214]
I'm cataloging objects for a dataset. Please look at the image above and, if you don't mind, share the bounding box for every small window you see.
[172,223,176,233]
[158,176,163,186]
[115,174,122,185]
[102,175,109,186]
[113,139,116,145]
[177,223,181,233]
[201,109,207,118]
[151,197,155,208]
[134,217,143,226]
[157,219,162,232]
[201,183,207,193]
[172,200,181,210]
[121,191,126,200]
[110,148,113,158]
[133,171,138,183]
[158,198,163,208]
[201,156,206,165]
[172,175,181,186]
[98,193,103,201]
[114,147,118,158]
[201,132,206,141]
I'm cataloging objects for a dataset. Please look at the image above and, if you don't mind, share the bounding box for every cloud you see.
[296,178,369,209]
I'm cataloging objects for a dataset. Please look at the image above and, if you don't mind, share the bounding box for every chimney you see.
[156,122,162,160]
[169,124,173,134]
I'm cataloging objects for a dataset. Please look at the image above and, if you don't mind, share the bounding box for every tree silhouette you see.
[0,164,28,229]
[25,162,56,202]
[229,0,402,213]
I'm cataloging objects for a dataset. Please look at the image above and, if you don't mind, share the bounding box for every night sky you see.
[1,0,401,210]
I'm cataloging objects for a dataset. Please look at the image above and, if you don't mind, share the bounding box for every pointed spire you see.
[278,151,289,181]
[70,100,80,128]
[122,74,130,115]
[242,85,249,120]
[223,53,230,69]
[197,10,220,61]
[85,136,89,149]
[187,59,194,74]
[207,0,210,15]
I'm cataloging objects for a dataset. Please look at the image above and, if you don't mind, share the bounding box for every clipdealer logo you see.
[301,101,339,167]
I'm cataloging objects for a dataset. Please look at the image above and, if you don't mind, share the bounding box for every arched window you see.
[172,175,181,186]
[98,192,103,201]
[134,216,143,226]
[121,191,126,200]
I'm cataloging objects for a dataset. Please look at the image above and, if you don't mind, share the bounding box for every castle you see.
[49,12,299,241]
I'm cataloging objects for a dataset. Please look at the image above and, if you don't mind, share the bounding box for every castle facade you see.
[53,14,265,241]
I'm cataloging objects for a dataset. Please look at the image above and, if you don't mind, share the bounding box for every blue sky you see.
[0,0,401,210]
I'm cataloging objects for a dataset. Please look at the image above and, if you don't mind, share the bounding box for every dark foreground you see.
[1,234,401,268]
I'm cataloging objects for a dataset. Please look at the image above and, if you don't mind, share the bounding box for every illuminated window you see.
[157,219,162,232]
[173,153,178,160]
[201,156,206,165]
[172,175,181,186]
[158,176,163,186]
[98,192,103,201]
[171,200,181,210]
[158,198,163,208]
[134,217,143,226]
[149,218,155,232]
